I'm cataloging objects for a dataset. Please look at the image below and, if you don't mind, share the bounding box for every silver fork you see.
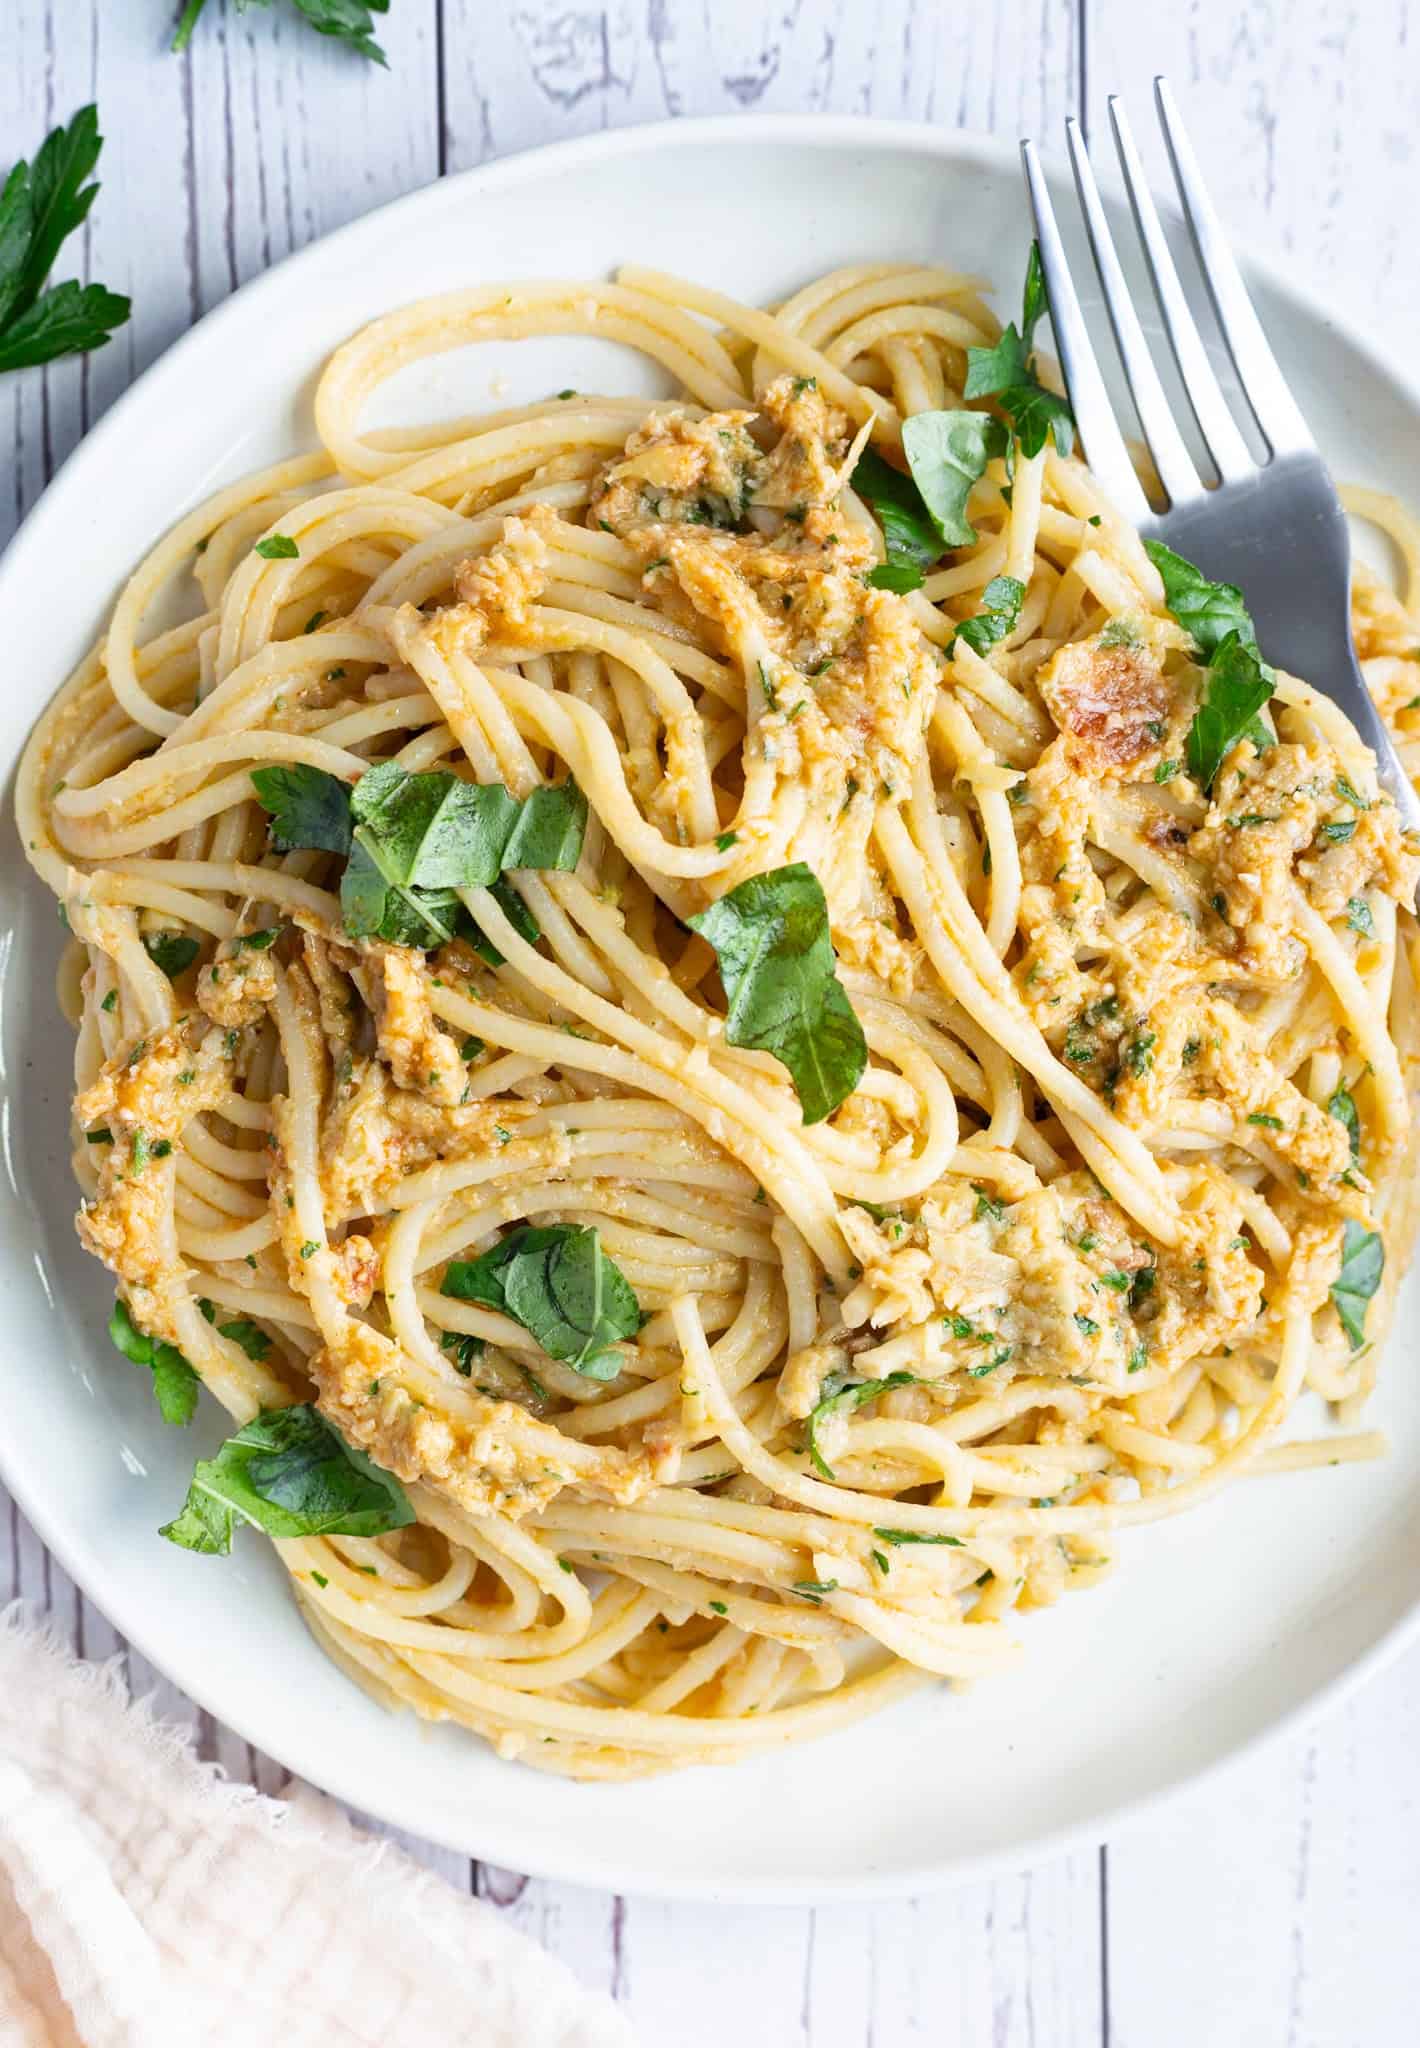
[1021,76,1420,829]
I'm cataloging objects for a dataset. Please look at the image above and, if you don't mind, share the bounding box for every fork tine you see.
[1153,76,1313,458]
[1064,116,1201,508]
[1105,97,1256,484]
[1019,140,1151,523]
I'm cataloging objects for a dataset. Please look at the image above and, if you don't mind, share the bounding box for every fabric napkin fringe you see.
[0,1602,636,2048]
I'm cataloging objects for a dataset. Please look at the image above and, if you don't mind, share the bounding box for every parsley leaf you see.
[1327,1083,1361,1160]
[253,533,300,560]
[1346,897,1374,937]
[1144,541,1258,660]
[1184,630,1276,794]
[250,764,354,854]
[1330,1220,1383,1351]
[806,1371,919,1480]
[160,1403,414,1555]
[851,447,941,592]
[142,930,200,979]
[1145,541,1277,793]
[442,1224,640,1380]
[899,410,1010,549]
[688,862,866,1125]
[953,574,1026,657]
[174,0,390,65]
[873,1526,962,1547]
[109,1297,199,1427]
[963,243,1075,458]
[0,107,130,374]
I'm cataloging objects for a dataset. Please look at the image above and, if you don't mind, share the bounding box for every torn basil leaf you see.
[953,574,1026,657]
[339,838,460,947]
[349,760,519,891]
[851,447,942,592]
[251,762,583,951]
[465,877,542,966]
[109,1297,199,1427]
[442,1223,640,1380]
[900,410,1009,550]
[500,781,588,871]
[688,861,866,1125]
[160,1404,414,1555]
[806,1370,919,1480]
[1330,1220,1383,1350]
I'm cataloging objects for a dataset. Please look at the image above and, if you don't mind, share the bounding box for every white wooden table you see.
[5,3,1420,2040]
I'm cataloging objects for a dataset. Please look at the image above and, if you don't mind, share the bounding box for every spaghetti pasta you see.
[19,255,1420,1778]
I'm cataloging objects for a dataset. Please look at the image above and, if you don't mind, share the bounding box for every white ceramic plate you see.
[3,116,1418,1903]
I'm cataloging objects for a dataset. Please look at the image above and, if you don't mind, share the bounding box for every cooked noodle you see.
[18,259,1420,1777]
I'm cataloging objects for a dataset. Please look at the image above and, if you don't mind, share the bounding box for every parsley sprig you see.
[0,107,130,374]
[173,0,390,64]
[1146,541,1276,792]
[963,244,1075,459]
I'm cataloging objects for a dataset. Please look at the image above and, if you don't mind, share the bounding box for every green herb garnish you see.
[805,1371,918,1480]
[442,1224,639,1381]
[851,447,941,592]
[1330,1220,1383,1351]
[688,862,865,1125]
[962,243,1075,458]
[953,574,1026,657]
[160,1404,414,1555]
[109,1297,199,1427]
[900,410,1011,549]
[173,0,390,64]
[250,763,584,951]
[1328,1083,1361,1160]
[1146,542,1275,793]
[0,107,130,375]
[142,930,200,979]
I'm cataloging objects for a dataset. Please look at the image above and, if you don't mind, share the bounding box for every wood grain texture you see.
[1090,0,1420,330]
[1,2,1415,2041]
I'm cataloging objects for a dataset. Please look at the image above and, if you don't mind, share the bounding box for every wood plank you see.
[0,0,440,553]
[1107,1643,1420,2048]
[440,0,1081,164]
[1088,0,1420,330]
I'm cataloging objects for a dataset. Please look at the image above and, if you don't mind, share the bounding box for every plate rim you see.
[4,108,1419,1903]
